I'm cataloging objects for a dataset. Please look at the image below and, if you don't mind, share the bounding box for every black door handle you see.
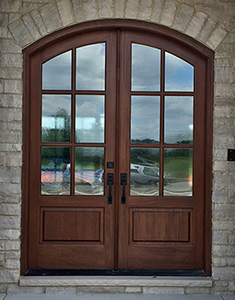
[121,173,127,204]
[107,173,114,204]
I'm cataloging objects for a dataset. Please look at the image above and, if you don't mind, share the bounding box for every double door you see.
[27,29,207,271]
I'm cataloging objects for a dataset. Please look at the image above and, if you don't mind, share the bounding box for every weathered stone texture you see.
[207,24,228,49]
[98,0,114,18]
[8,19,34,48]
[22,14,41,40]
[82,0,98,21]
[56,0,74,26]
[138,0,153,21]
[30,9,47,36]
[114,0,125,18]
[186,11,207,38]
[143,287,184,294]
[0,1,21,13]
[46,287,76,294]
[173,4,194,32]
[160,0,178,27]
[151,0,164,23]
[39,3,63,33]
[71,0,84,23]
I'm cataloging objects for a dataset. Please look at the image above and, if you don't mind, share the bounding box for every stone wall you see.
[0,0,234,295]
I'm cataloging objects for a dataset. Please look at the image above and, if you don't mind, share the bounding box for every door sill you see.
[25,269,206,277]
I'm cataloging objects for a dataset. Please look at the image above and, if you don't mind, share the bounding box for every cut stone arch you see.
[7,1,228,51]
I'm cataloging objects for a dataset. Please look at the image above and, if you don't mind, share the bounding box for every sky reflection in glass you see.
[132,44,160,91]
[42,51,72,90]
[165,52,194,91]
[164,96,193,144]
[131,96,160,144]
[76,43,105,91]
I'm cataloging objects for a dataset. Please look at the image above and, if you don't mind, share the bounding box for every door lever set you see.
[107,173,114,204]
[107,173,127,204]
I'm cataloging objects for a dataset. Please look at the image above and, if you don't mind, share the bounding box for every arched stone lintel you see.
[7,1,228,52]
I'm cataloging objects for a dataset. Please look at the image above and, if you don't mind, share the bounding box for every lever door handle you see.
[107,173,114,204]
[121,173,127,204]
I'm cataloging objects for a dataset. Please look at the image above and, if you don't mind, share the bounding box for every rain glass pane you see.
[41,147,70,195]
[42,51,72,90]
[42,95,71,143]
[130,148,159,196]
[164,96,193,144]
[131,44,160,91]
[75,147,104,195]
[131,96,160,144]
[76,43,105,90]
[165,52,194,91]
[164,148,193,196]
[76,95,104,143]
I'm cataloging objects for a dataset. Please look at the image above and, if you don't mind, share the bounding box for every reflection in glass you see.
[164,96,193,144]
[41,147,70,195]
[42,51,72,90]
[76,95,104,143]
[75,147,104,195]
[164,148,193,196]
[42,95,71,143]
[130,148,159,196]
[131,44,160,91]
[76,43,105,90]
[131,96,160,144]
[165,52,194,91]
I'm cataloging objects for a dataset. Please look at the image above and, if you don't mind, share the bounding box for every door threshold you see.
[25,269,206,277]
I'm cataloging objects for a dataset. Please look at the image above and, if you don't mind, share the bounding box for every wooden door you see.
[24,25,211,272]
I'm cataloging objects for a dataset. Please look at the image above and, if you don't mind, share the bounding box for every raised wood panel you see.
[131,208,191,243]
[42,208,103,243]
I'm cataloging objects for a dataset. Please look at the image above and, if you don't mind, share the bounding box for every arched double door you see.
[23,23,212,274]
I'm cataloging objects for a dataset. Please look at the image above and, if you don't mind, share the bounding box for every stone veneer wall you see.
[0,0,234,295]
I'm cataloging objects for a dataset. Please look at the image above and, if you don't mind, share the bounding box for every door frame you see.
[22,19,213,275]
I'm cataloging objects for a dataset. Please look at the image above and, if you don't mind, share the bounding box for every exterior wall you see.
[0,0,234,295]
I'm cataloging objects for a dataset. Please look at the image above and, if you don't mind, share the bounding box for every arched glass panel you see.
[42,51,72,90]
[76,43,105,90]
[131,44,161,91]
[165,52,194,91]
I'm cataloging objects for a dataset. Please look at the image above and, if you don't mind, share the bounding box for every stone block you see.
[229,16,235,28]
[21,2,40,14]
[0,0,21,13]
[229,232,235,245]
[0,54,23,68]
[0,270,19,284]
[213,220,235,231]
[114,0,125,18]
[213,161,227,172]
[213,204,235,220]
[0,216,20,229]
[185,287,211,294]
[228,162,235,173]
[0,13,8,26]
[98,0,114,18]
[0,108,22,122]
[215,67,231,83]
[0,26,9,38]
[214,126,235,135]
[8,19,33,48]
[5,251,20,259]
[6,153,22,167]
[56,0,74,26]
[0,69,22,80]
[160,0,178,27]
[212,189,228,203]
[212,245,235,256]
[212,231,228,244]
[138,0,153,21]
[0,144,21,152]
[125,0,139,19]
[215,58,234,68]
[0,183,21,195]
[77,287,125,294]
[151,0,164,23]
[229,190,235,202]
[0,39,21,53]
[39,3,63,33]
[186,11,207,38]
[207,24,228,50]
[71,0,84,23]
[0,203,21,215]
[82,0,98,21]
[143,287,184,294]
[228,282,235,291]
[195,3,226,20]
[22,14,41,41]
[4,259,20,269]
[125,287,142,293]
[0,229,20,240]
[7,285,44,294]
[0,241,20,251]
[4,80,22,94]
[212,266,235,280]
[173,4,194,32]
[214,118,234,127]
[0,95,22,108]
[30,10,47,36]
[46,287,76,294]
[212,257,227,267]
[214,135,235,149]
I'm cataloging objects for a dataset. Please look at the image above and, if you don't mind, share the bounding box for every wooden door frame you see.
[22,19,213,275]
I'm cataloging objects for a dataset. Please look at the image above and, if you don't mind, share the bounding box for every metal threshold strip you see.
[25,269,206,277]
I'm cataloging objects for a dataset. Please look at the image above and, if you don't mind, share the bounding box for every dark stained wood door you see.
[24,25,211,272]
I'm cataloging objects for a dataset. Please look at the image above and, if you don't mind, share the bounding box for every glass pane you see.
[131,96,160,144]
[165,52,194,91]
[76,95,105,143]
[130,148,159,196]
[42,95,71,143]
[42,51,71,90]
[164,148,193,196]
[76,43,105,90]
[75,147,104,195]
[164,96,193,144]
[41,147,70,195]
[131,44,160,91]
